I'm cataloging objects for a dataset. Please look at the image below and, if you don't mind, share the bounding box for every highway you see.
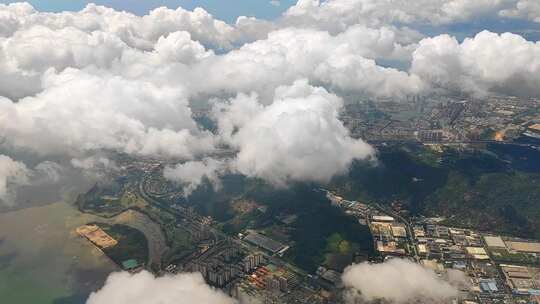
[367,139,539,148]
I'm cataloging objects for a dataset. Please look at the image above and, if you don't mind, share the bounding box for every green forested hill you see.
[331,144,540,239]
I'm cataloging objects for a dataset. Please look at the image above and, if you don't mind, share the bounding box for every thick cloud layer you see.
[281,0,519,31]
[164,80,375,188]
[214,80,375,186]
[1,1,540,199]
[86,271,237,304]
[412,30,540,97]
[189,26,424,99]
[0,69,215,158]
[0,2,245,50]
[342,259,467,303]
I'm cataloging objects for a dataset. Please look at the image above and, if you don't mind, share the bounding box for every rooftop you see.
[122,259,139,270]
[244,232,287,254]
[484,236,506,248]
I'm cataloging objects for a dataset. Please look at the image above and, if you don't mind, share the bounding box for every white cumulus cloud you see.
[164,158,227,196]
[342,259,467,304]
[86,271,237,304]
[281,0,515,32]
[412,30,540,97]
[499,0,540,22]
[214,80,375,187]
[191,27,424,99]
[0,2,243,50]
[0,154,30,205]
[0,69,215,159]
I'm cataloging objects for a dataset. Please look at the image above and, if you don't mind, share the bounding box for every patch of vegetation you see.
[243,185,374,273]
[221,210,269,235]
[330,145,449,213]
[77,181,146,218]
[262,225,292,244]
[162,226,194,265]
[479,128,496,140]
[119,191,148,209]
[429,171,540,238]
[96,223,149,267]
[322,233,361,271]
[187,175,251,222]
[488,248,540,266]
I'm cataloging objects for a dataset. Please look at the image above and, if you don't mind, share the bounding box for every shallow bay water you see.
[0,202,117,304]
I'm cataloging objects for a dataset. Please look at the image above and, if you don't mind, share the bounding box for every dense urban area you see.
[74,95,540,304]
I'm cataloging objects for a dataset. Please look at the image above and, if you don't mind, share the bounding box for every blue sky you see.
[0,0,297,22]
[2,0,538,40]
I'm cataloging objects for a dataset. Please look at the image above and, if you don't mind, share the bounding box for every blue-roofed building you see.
[479,279,499,293]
